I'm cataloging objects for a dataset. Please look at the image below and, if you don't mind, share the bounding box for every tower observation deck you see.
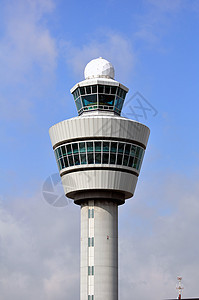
[49,57,150,300]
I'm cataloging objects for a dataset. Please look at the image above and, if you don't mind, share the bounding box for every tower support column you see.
[80,198,119,300]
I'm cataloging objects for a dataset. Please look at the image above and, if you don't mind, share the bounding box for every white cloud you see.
[1,171,199,299]
[0,0,57,121]
[60,32,134,83]
[119,172,199,299]
[0,192,79,300]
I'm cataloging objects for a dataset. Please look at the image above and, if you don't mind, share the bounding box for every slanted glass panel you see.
[130,145,136,157]
[80,87,85,95]
[137,159,141,171]
[111,86,117,94]
[77,88,80,97]
[136,147,143,159]
[133,157,138,169]
[118,143,125,154]
[114,96,123,111]
[82,95,97,107]
[95,153,101,164]
[110,142,117,153]
[57,147,62,158]
[128,156,134,167]
[124,144,131,155]
[60,158,64,169]
[54,149,59,160]
[110,153,116,164]
[103,153,109,164]
[80,153,87,164]
[123,155,129,166]
[87,142,93,152]
[105,85,110,94]
[116,154,123,165]
[121,89,127,99]
[64,157,68,167]
[99,94,115,106]
[88,153,94,164]
[72,143,78,154]
[61,146,66,156]
[79,142,86,153]
[75,98,82,111]
[73,91,77,100]
[74,154,80,165]
[103,141,109,152]
[92,85,97,93]
[85,86,91,94]
[68,155,74,166]
[141,149,145,160]
[98,85,104,93]
[57,159,62,170]
[66,144,72,155]
[94,141,101,152]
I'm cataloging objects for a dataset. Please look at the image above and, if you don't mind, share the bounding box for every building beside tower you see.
[49,57,150,300]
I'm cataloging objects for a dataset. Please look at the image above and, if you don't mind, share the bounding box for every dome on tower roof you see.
[84,57,115,80]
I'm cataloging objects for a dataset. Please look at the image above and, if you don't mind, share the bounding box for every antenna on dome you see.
[176,277,184,299]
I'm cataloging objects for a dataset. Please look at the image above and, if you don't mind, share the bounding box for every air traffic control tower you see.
[49,58,150,300]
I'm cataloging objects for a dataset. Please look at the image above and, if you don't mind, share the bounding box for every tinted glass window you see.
[99,94,114,106]
[123,155,129,166]
[125,144,131,155]
[82,95,97,106]
[95,141,101,152]
[86,86,91,94]
[61,146,66,156]
[64,157,68,167]
[80,87,85,95]
[95,153,101,164]
[79,142,86,153]
[103,153,109,164]
[66,144,72,155]
[87,142,93,152]
[111,142,117,153]
[128,156,134,167]
[60,158,64,169]
[68,155,74,166]
[103,141,109,152]
[92,85,97,93]
[130,145,136,157]
[110,153,116,164]
[80,153,87,164]
[72,143,78,154]
[118,143,124,154]
[88,153,94,164]
[74,154,80,165]
[98,85,104,93]
[115,97,123,111]
[105,86,110,94]
[116,154,123,165]
[75,98,82,111]
[111,86,117,94]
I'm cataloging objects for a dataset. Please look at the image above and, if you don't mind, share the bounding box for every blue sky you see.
[1,0,199,299]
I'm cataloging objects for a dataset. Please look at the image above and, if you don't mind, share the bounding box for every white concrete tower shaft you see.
[49,57,150,300]
[81,199,118,300]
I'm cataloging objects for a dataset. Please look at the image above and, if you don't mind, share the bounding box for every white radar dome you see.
[84,57,115,80]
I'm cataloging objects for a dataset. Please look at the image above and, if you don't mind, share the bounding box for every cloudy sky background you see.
[0,0,199,299]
